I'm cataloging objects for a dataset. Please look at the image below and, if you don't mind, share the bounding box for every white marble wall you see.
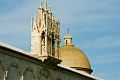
[0,48,94,80]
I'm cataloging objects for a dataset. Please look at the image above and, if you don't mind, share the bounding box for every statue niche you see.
[41,31,46,54]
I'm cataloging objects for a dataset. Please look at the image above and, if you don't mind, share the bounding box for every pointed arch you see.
[23,67,36,80]
[6,63,21,80]
[41,31,46,46]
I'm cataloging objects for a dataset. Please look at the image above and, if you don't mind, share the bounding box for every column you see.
[39,35,42,56]
[45,35,48,55]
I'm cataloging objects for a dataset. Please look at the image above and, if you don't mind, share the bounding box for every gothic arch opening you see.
[42,31,45,44]
[23,68,36,80]
[7,64,21,80]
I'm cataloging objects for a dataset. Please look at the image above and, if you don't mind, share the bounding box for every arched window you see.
[23,68,35,80]
[7,65,20,80]
[66,40,68,45]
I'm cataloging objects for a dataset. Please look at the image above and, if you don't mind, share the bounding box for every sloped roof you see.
[0,42,100,80]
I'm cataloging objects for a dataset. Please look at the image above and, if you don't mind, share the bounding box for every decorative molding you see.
[26,67,33,71]
[23,67,36,80]
[40,68,50,78]
[11,63,18,68]
[43,56,62,66]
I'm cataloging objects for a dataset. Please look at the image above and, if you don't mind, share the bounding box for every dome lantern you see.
[64,29,73,46]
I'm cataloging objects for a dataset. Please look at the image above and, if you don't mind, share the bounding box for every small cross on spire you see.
[67,28,70,34]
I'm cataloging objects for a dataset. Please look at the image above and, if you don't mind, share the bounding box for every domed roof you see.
[59,30,93,74]
[59,45,92,74]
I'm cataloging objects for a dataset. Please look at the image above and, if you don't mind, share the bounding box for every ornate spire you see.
[48,7,52,13]
[31,17,33,31]
[34,13,36,21]
[44,0,47,10]
[40,0,43,8]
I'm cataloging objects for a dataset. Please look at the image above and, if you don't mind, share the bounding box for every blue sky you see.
[0,0,120,80]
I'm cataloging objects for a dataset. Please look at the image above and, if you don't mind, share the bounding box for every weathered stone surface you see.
[0,47,95,80]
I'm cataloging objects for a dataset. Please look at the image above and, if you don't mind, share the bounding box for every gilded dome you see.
[59,45,92,74]
[60,31,93,74]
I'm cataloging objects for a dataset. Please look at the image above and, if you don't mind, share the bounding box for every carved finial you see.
[48,7,52,13]
[44,0,47,10]
[31,17,34,30]
[40,0,43,8]
[34,13,37,21]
